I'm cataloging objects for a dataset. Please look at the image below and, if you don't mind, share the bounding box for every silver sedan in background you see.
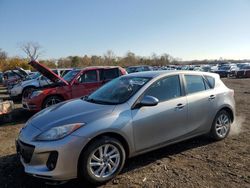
[16,71,235,184]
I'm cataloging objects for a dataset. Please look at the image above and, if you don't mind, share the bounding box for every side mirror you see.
[74,80,80,85]
[134,95,159,109]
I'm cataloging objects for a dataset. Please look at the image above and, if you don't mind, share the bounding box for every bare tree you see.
[20,42,42,60]
[104,50,116,64]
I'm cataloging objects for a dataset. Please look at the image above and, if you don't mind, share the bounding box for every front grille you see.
[236,71,244,76]
[16,140,35,163]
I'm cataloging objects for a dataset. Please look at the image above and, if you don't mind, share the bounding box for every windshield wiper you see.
[83,97,117,105]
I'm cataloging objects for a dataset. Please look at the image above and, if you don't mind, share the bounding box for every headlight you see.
[30,90,43,98]
[35,123,85,141]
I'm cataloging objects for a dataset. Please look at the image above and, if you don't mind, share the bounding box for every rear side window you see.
[185,75,206,94]
[144,75,181,102]
[52,70,59,75]
[79,70,98,83]
[204,75,215,88]
[100,68,119,80]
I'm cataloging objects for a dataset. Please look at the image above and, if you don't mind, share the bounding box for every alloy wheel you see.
[215,113,230,137]
[45,97,62,107]
[88,144,120,179]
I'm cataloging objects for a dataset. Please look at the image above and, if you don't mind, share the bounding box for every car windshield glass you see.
[220,66,230,70]
[241,65,250,69]
[85,76,151,104]
[30,72,40,79]
[63,70,80,82]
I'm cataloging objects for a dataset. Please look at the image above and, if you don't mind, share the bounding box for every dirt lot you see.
[0,78,249,188]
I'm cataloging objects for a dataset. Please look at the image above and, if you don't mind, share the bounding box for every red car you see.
[22,61,127,111]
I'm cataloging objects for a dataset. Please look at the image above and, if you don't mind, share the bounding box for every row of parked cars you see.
[126,63,250,78]
[1,62,249,112]
[2,61,127,111]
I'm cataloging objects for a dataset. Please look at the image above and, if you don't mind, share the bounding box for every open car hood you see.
[29,60,68,85]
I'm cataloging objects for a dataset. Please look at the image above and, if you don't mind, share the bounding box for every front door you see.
[132,75,188,151]
[71,70,101,98]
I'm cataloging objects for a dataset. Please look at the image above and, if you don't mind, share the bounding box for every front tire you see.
[210,110,231,141]
[79,137,126,185]
[42,95,63,109]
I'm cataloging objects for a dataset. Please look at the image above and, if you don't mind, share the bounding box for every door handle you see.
[208,95,216,100]
[175,103,185,110]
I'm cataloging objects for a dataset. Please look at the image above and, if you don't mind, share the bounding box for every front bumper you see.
[10,87,22,97]
[22,97,42,111]
[16,135,88,181]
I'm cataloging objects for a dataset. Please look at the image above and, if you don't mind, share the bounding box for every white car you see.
[10,69,72,98]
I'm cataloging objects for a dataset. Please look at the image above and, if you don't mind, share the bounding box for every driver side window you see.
[144,75,181,102]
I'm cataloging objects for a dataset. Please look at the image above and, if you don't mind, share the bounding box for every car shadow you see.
[122,135,213,173]
[0,108,35,126]
[0,136,214,188]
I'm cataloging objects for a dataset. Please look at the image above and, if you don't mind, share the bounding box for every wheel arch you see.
[217,106,234,123]
[22,85,37,94]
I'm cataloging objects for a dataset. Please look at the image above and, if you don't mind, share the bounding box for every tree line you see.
[0,42,248,72]
[0,47,178,71]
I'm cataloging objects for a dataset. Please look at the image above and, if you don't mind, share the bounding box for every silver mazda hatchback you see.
[16,71,235,184]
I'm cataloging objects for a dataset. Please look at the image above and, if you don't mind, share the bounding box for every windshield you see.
[241,65,250,69]
[219,66,230,70]
[126,67,144,73]
[86,76,151,104]
[63,70,80,82]
[30,72,40,79]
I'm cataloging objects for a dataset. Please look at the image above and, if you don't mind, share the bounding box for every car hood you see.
[238,69,250,71]
[28,98,116,131]
[29,60,68,85]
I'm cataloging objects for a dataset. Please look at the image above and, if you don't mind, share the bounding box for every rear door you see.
[71,70,101,98]
[184,74,216,134]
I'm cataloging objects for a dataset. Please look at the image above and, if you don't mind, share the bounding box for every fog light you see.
[46,151,58,171]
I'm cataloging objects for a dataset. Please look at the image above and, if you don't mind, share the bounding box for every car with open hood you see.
[22,60,127,111]
[9,68,72,99]
[17,70,235,185]
[3,68,30,87]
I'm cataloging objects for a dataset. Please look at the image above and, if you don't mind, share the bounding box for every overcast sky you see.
[0,0,250,60]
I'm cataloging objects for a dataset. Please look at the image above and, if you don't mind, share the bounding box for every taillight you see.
[121,68,128,75]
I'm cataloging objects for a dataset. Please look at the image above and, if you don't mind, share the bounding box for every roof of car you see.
[127,70,219,78]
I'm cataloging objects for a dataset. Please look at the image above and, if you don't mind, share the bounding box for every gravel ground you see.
[0,78,249,188]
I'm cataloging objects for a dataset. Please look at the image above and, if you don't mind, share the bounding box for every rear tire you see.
[210,110,231,141]
[79,137,126,185]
